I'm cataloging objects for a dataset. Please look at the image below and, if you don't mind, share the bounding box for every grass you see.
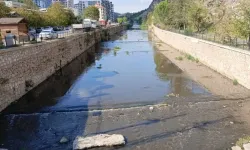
[126,51,130,55]
[175,56,183,61]
[233,79,238,85]
[236,136,250,148]
[114,46,121,51]
[185,54,199,63]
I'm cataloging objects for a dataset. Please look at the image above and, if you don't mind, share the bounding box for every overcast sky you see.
[75,0,153,13]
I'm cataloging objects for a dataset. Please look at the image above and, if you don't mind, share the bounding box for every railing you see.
[165,28,249,51]
[0,30,74,50]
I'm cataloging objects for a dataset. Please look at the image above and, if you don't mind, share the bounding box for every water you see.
[2,30,211,114]
[0,30,212,149]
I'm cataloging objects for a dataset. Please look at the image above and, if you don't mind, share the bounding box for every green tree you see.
[83,6,99,20]
[117,17,123,24]
[153,0,169,27]
[13,8,43,27]
[187,0,212,32]
[0,2,11,18]
[46,2,71,26]
[231,0,250,48]
[122,17,127,23]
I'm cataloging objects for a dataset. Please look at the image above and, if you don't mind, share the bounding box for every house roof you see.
[0,18,25,24]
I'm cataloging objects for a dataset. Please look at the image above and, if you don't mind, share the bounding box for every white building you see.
[74,0,85,16]
[95,2,106,21]
[3,1,25,8]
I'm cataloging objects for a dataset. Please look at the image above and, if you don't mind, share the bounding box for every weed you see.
[175,56,183,61]
[233,79,238,85]
[185,54,196,61]
[195,58,199,63]
[126,51,130,55]
[236,136,250,148]
[114,46,121,51]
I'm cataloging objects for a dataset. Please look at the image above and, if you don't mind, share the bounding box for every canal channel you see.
[0,30,217,149]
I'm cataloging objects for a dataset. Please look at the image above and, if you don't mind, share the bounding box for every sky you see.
[111,0,153,13]
[74,0,153,13]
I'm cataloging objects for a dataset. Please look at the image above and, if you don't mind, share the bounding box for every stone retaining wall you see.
[0,25,124,111]
[152,25,250,89]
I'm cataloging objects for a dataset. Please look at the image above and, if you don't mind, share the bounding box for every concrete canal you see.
[0,30,250,150]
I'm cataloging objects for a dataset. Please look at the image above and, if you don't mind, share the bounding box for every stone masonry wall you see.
[0,25,123,112]
[152,25,250,89]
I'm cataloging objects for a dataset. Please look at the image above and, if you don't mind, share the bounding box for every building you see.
[0,18,28,39]
[52,0,74,8]
[95,2,106,23]
[81,0,115,21]
[74,1,85,16]
[3,0,25,8]
[33,0,52,8]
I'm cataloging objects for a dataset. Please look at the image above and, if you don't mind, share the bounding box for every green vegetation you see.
[233,79,238,85]
[236,136,250,148]
[175,56,183,61]
[0,2,11,18]
[83,6,99,20]
[140,0,250,49]
[12,2,75,27]
[114,46,121,51]
[117,17,128,24]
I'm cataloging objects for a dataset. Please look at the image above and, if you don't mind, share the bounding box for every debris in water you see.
[230,121,234,125]
[97,64,102,69]
[73,134,125,150]
[60,136,69,144]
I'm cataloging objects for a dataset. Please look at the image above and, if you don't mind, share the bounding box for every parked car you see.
[39,29,58,39]
[28,28,36,40]
[36,27,43,34]
[53,26,63,31]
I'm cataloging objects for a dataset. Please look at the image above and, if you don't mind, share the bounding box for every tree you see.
[83,6,99,20]
[0,2,10,18]
[187,0,212,32]
[117,17,123,24]
[231,0,250,49]
[122,17,127,23]
[13,8,43,27]
[46,2,71,26]
[153,0,169,26]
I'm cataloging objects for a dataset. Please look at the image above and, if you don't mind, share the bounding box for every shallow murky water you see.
[2,30,210,114]
[0,30,214,150]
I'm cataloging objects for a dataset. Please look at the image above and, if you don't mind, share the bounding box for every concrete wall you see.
[152,25,250,89]
[0,25,123,111]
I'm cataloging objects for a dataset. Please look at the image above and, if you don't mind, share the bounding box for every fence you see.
[0,30,74,49]
[167,28,249,51]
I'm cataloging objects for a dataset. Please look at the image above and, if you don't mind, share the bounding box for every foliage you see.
[117,17,123,24]
[13,8,43,27]
[0,2,11,18]
[117,17,128,24]
[46,2,73,26]
[153,0,169,26]
[83,6,99,20]
[233,79,238,85]
[187,0,212,32]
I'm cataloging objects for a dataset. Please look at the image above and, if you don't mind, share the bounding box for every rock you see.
[149,106,154,112]
[231,145,242,150]
[60,136,69,144]
[243,143,250,150]
[73,134,125,150]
